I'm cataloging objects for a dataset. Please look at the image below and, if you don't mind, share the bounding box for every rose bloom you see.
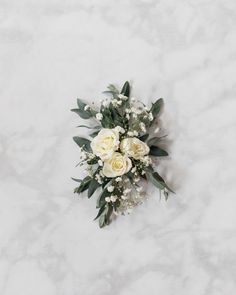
[91,128,119,160]
[120,137,150,160]
[102,152,132,178]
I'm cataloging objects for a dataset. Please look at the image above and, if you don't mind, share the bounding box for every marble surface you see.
[1,0,236,294]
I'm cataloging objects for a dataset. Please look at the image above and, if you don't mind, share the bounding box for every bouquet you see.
[71,81,173,228]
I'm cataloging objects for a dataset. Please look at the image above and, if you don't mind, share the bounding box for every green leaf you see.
[71,108,92,119]
[146,171,166,190]
[96,189,110,208]
[71,177,82,183]
[146,171,174,193]
[107,84,119,94]
[71,99,97,119]
[89,130,100,138]
[147,135,167,146]
[149,146,168,157]
[88,179,101,198]
[98,203,113,228]
[150,98,163,118]
[94,204,106,220]
[73,136,91,152]
[139,134,149,142]
[77,125,101,129]
[120,81,130,97]
[74,176,92,194]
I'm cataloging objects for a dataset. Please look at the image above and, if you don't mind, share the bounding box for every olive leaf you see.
[71,99,97,119]
[147,135,167,146]
[99,203,113,228]
[88,179,101,198]
[148,98,164,126]
[139,134,149,142]
[96,189,110,208]
[149,146,168,157]
[74,176,92,194]
[146,171,174,193]
[120,81,130,97]
[73,136,91,152]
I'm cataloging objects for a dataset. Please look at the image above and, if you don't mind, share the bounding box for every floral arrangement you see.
[71,81,173,228]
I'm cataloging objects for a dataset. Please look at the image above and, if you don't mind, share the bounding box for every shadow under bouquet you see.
[71,81,173,227]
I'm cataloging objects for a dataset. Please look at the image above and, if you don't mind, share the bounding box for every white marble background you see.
[1,0,236,294]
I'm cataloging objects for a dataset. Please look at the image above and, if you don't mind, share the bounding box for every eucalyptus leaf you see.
[94,204,106,220]
[74,176,92,194]
[71,177,82,183]
[150,98,163,119]
[89,130,100,138]
[139,134,149,142]
[120,81,130,97]
[73,136,91,152]
[77,125,101,129]
[147,135,167,146]
[88,179,101,198]
[146,171,166,190]
[149,146,168,157]
[98,203,113,227]
[71,108,92,119]
[96,189,110,208]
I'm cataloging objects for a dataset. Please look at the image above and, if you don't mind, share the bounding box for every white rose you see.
[102,152,132,178]
[120,137,150,160]
[91,128,119,160]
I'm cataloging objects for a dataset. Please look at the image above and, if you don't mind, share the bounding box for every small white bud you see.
[84,105,90,111]
[96,113,103,121]
[105,197,111,202]
[118,94,128,100]
[115,177,122,182]
[98,160,103,166]
[107,186,114,192]
[110,195,117,202]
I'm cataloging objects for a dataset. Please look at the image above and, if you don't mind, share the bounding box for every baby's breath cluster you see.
[72,81,173,228]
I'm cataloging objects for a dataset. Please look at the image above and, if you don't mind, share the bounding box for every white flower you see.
[114,126,125,134]
[148,112,154,121]
[110,195,117,202]
[117,100,122,105]
[84,105,90,111]
[107,185,114,192]
[102,99,110,107]
[111,99,118,106]
[125,108,131,113]
[141,155,151,166]
[124,188,132,194]
[118,94,128,100]
[98,159,103,166]
[133,113,137,119]
[121,195,127,200]
[102,152,132,178]
[133,131,139,137]
[105,197,111,202]
[131,167,137,173]
[115,177,122,182]
[96,113,103,121]
[134,177,140,183]
[91,128,119,160]
[126,114,130,120]
[127,131,134,136]
[120,137,150,160]
[139,122,146,132]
